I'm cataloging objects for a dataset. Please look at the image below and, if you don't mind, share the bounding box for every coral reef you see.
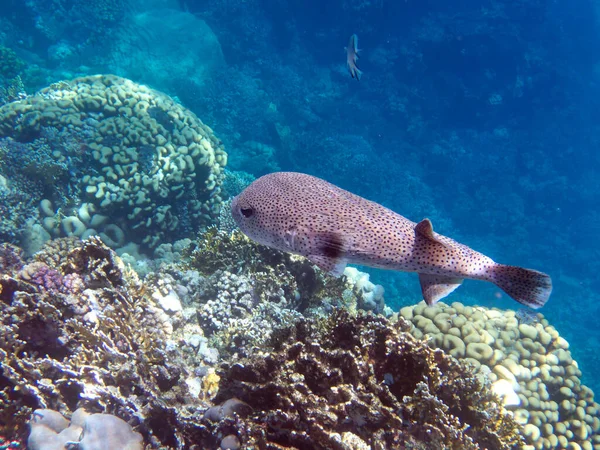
[0,75,227,249]
[0,46,26,80]
[400,301,600,449]
[0,237,204,446]
[206,311,523,449]
[25,0,130,46]
[184,228,354,312]
[217,198,237,235]
[2,230,594,449]
[343,266,387,314]
[220,169,255,199]
[0,175,36,244]
[0,136,71,193]
[161,228,392,359]
[228,140,280,176]
[35,198,128,251]
[0,76,26,107]
[194,269,305,358]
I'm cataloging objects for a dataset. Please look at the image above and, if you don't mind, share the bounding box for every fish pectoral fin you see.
[307,255,347,277]
[415,218,449,248]
[308,232,348,276]
[313,231,346,258]
[419,273,463,305]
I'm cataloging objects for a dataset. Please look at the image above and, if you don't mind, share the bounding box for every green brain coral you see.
[0,75,227,247]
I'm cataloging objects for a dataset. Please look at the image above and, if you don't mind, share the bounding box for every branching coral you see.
[185,228,348,312]
[0,237,202,445]
[203,311,523,449]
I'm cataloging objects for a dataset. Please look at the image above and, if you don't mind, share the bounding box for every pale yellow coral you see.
[400,301,600,449]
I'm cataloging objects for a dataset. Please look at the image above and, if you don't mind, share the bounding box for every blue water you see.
[1,0,598,396]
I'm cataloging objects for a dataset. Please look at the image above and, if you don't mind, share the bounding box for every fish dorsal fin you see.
[419,273,463,305]
[415,218,448,247]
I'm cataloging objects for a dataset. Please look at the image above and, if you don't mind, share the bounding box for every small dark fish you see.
[231,172,552,309]
[346,34,362,80]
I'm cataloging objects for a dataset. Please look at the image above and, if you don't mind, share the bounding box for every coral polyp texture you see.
[0,74,227,248]
[400,301,600,450]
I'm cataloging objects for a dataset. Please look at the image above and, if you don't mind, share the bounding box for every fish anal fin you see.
[419,273,463,305]
[415,218,448,247]
[308,255,347,277]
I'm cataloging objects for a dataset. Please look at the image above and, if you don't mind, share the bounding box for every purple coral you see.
[19,262,85,295]
[21,262,64,293]
[61,273,85,294]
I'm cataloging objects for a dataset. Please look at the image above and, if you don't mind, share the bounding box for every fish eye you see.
[240,206,254,218]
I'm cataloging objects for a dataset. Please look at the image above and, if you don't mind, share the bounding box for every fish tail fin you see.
[490,264,552,309]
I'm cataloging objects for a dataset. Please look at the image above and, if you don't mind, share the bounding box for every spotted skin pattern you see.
[231,172,552,309]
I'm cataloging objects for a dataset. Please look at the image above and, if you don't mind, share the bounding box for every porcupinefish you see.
[231,172,552,309]
[346,34,362,80]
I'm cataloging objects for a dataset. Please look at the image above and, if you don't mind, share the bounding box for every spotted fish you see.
[231,172,552,309]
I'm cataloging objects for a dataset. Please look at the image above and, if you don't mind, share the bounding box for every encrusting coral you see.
[0,74,227,249]
[27,408,143,450]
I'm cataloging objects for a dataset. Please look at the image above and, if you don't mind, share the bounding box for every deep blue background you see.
[1,0,599,391]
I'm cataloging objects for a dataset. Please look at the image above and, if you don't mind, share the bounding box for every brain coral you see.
[0,75,227,248]
[401,301,600,450]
